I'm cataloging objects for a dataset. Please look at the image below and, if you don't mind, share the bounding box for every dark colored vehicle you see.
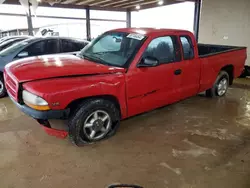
[0,37,30,52]
[0,37,89,97]
[4,28,247,146]
[240,66,250,78]
[0,36,29,44]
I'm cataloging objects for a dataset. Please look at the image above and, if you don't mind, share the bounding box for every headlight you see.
[22,90,50,111]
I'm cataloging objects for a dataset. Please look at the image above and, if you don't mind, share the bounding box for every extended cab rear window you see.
[180,36,194,60]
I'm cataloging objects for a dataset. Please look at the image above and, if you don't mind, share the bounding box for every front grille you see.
[4,71,18,101]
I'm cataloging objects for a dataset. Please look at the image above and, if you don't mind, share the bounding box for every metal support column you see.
[126,10,131,28]
[26,1,34,36]
[86,7,91,41]
[193,0,201,41]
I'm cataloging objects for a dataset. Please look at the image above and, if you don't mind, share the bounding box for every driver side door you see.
[126,36,180,117]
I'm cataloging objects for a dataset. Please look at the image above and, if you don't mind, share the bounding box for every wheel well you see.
[67,95,121,117]
[0,71,3,78]
[221,65,234,85]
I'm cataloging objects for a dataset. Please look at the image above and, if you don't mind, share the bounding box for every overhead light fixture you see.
[136,5,140,10]
[158,0,164,5]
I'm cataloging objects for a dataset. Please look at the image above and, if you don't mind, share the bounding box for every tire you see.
[0,75,7,98]
[68,99,120,146]
[205,71,229,98]
[239,68,247,78]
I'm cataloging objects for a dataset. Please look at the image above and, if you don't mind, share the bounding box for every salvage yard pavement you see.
[1,87,250,188]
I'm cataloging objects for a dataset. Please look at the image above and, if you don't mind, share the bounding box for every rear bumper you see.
[9,96,70,120]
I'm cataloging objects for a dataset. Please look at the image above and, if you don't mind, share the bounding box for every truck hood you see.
[5,54,126,82]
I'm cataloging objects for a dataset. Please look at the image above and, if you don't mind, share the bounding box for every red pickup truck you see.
[4,28,247,146]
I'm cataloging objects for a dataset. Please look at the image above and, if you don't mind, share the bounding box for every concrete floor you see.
[1,86,250,188]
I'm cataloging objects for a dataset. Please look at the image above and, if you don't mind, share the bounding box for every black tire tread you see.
[68,98,120,146]
[205,70,229,98]
[239,68,247,78]
[0,75,7,98]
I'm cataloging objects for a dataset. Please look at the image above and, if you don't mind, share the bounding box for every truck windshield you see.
[79,32,145,67]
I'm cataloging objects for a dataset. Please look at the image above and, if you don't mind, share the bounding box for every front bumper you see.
[9,96,70,120]
[37,119,69,139]
[10,96,70,139]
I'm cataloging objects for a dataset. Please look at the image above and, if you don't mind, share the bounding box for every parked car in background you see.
[0,36,15,43]
[0,37,31,52]
[0,36,29,44]
[0,37,89,97]
[4,28,247,146]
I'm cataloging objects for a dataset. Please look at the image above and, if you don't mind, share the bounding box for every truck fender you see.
[66,95,123,119]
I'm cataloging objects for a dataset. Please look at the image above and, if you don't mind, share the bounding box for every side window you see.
[75,42,87,51]
[61,40,74,53]
[143,36,175,63]
[61,40,86,53]
[180,36,194,60]
[23,41,46,57]
[45,39,59,54]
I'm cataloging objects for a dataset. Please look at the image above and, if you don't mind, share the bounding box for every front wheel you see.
[206,71,229,98]
[0,75,7,98]
[68,99,120,146]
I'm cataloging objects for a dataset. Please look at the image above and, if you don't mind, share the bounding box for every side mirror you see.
[17,51,28,58]
[137,56,159,67]
[108,184,143,188]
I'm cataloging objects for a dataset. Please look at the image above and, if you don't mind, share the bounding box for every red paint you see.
[5,54,125,83]
[198,49,247,92]
[5,28,247,122]
[40,124,68,139]
[4,71,19,101]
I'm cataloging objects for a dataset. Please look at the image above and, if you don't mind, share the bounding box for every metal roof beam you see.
[76,0,97,5]
[3,0,195,11]
[123,0,159,8]
[113,0,145,8]
[100,0,130,7]
[89,0,113,6]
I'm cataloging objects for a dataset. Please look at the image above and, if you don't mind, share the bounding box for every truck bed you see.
[198,44,247,93]
[198,44,246,58]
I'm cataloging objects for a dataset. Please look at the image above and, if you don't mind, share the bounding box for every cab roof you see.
[110,28,193,37]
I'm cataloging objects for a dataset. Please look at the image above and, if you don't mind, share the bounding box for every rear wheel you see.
[205,71,229,98]
[0,75,7,98]
[68,99,120,146]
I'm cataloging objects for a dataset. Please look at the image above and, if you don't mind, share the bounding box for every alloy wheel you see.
[83,110,112,141]
[217,78,228,96]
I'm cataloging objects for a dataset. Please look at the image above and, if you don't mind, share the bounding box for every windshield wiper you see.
[79,53,112,66]
[93,52,110,55]
[89,55,112,66]
[78,53,97,62]
[77,53,87,59]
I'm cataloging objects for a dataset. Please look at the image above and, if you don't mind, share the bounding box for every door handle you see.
[174,69,182,75]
